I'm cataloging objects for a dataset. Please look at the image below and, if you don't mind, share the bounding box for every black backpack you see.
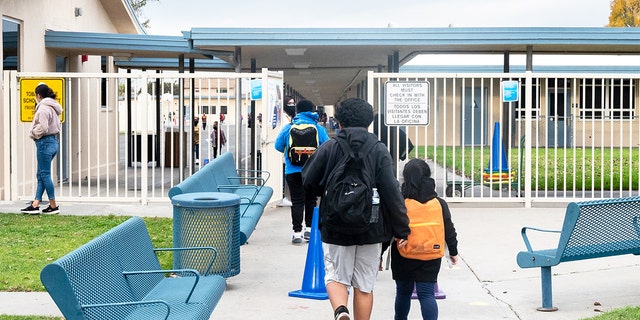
[288,124,319,166]
[321,138,378,234]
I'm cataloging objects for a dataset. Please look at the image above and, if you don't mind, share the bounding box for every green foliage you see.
[0,316,61,320]
[415,146,640,191]
[128,0,160,29]
[0,214,173,292]
[608,0,640,27]
[583,306,640,319]
[0,314,64,320]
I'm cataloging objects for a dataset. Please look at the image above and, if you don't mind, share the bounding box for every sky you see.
[143,0,612,36]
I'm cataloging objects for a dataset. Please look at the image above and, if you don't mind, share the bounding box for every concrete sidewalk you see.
[1,201,639,319]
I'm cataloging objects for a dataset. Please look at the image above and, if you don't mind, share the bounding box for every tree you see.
[608,0,640,27]
[129,0,159,29]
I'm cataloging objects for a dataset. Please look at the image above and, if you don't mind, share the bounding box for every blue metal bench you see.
[40,217,226,320]
[516,196,640,311]
[168,152,273,244]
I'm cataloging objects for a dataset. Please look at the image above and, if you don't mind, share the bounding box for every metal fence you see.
[3,70,283,204]
[4,70,639,207]
[368,71,640,206]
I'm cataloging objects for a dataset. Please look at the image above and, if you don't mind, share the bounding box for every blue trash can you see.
[171,192,241,278]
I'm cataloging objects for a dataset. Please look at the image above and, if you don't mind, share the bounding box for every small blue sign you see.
[502,80,519,102]
[250,79,262,100]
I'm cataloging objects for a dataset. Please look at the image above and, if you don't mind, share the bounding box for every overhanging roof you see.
[187,27,640,106]
[44,27,640,107]
[44,30,232,60]
[114,57,234,70]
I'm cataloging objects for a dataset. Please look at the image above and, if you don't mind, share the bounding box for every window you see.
[580,78,635,120]
[220,106,227,114]
[3,18,20,70]
[515,78,540,119]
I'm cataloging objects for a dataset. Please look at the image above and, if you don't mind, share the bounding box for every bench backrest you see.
[106,216,165,299]
[215,152,241,186]
[41,217,138,320]
[168,152,238,198]
[168,160,222,198]
[40,217,163,320]
[557,196,640,263]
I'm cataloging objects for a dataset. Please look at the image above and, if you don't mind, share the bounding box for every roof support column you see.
[524,45,533,208]
[503,50,511,151]
[250,57,256,171]
[393,50,400,73]
[189,58,195,174]
[234,46,243,170]
[178,54,185,178]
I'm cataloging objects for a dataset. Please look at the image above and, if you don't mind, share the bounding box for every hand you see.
[449,255,459,265]
[396,238,407,248]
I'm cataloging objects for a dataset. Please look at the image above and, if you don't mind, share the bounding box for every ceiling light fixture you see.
[293,62,310,69]
[285,48,307,56]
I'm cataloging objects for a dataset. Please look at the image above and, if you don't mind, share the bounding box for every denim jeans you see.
[34,135,59,202]
[394,280,437,320]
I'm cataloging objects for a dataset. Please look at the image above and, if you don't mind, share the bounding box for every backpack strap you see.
[335,136,378,160]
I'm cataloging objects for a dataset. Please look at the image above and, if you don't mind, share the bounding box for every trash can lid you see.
[171,192,241,207]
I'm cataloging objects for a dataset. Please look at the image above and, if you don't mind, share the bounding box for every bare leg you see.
[326,281,349,312]
[353,288,373,320]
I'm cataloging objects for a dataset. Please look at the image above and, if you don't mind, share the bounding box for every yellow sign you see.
[20,78,65,123]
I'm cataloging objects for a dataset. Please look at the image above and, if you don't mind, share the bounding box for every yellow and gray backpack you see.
[288,123,319,166]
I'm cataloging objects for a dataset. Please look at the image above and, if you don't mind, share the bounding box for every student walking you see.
[21,83,62,215]
[391,158,459,320]
[275,99,329,244]
[210,121,226,159]
[193,117,200,165]
[302,98,410,320]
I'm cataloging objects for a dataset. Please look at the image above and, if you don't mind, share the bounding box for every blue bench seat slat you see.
[123,304,208,320]
[145,276,226,308]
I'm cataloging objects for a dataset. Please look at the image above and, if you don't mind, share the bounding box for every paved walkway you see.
[1,201,639,319]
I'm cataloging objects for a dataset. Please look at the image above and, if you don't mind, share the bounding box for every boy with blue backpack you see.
[275,99,329,244]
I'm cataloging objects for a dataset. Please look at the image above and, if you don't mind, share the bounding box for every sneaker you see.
[20,205,40,215]
[42,206,60,215]
[277,197,293,207]
[291,232,303,245]
[334,305,351,320]
[303,227,311,241]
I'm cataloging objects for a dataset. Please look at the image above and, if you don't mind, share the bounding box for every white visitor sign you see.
[384,81,430,126]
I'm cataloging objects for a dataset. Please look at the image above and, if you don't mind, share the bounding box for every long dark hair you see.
[401,158,434,202]
[35,83,57,99]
